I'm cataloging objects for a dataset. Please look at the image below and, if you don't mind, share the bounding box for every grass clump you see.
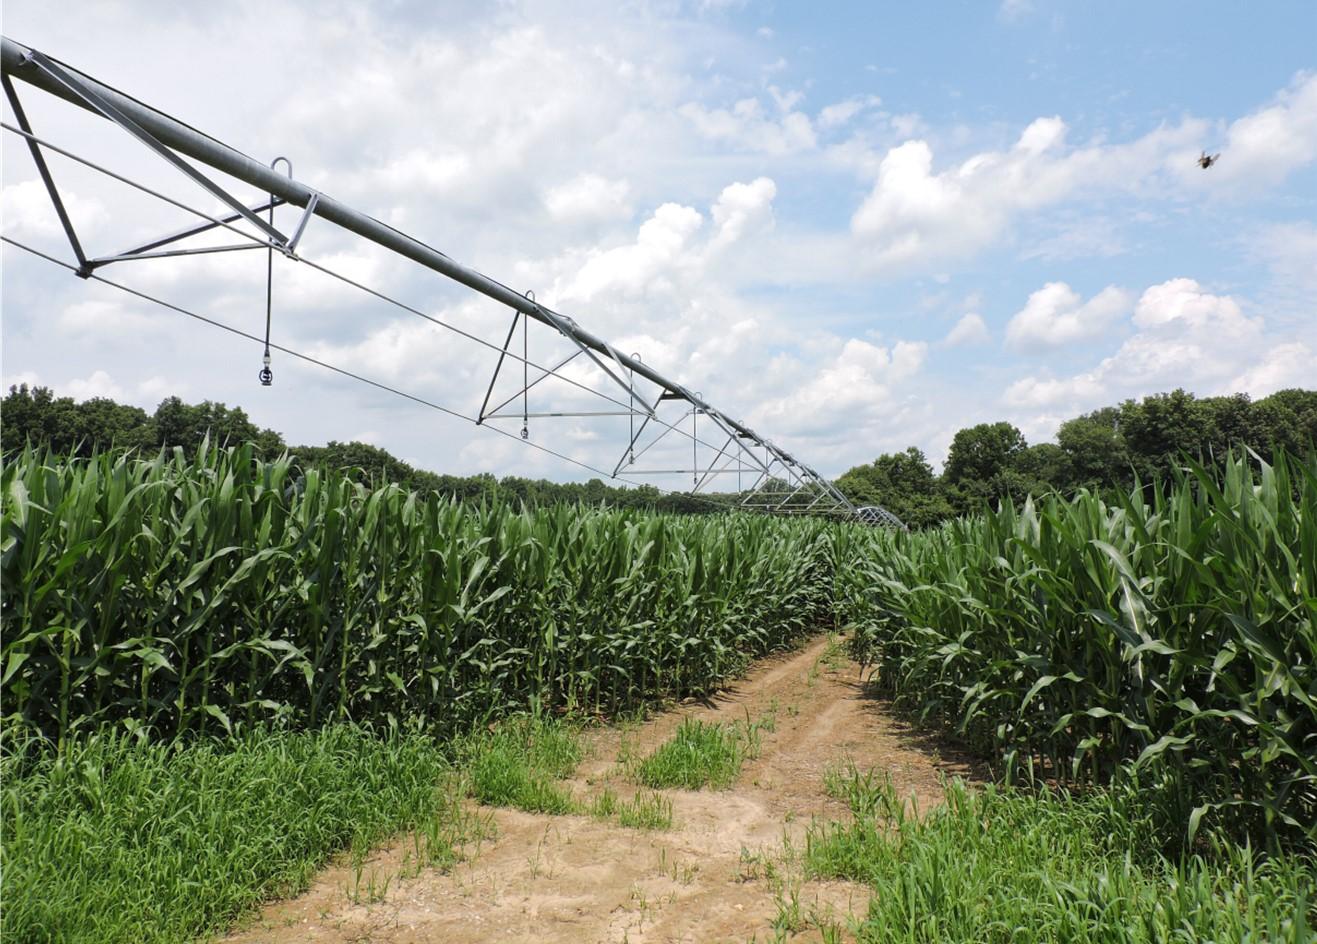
[805,771,1316,943]
[590,787,674,830]
[1,725,459,944]
[631,715,767,790]
[822,759,890,818]
[456,714,581,814]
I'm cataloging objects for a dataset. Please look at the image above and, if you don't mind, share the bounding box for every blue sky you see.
[3,1,1314,488]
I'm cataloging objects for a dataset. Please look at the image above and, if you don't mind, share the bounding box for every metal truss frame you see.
[1,35,904,525]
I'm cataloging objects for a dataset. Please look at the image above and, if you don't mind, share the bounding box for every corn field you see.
[1,443,833,743]
[838,451,1317,850]
[3,442,1313,851]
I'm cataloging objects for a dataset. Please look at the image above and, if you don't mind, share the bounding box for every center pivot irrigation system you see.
[1,36,903,527]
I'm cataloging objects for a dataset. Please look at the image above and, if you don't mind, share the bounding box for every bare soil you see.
[224,635,980,943]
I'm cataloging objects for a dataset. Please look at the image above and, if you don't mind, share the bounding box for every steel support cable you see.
[1,121,271,249]
[0,121,749,466]
[1,235,750,513]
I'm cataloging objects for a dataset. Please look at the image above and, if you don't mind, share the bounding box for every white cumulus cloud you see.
[1005,282,1131,350]
[1211,71,1317,187]
[1003,278,1268,412]
[752,338,927,439]
[543,174,633,224]
[944,312,990,346]
[1231,342,1316,396]
[1131,277,1256,335]
[561,203,705,302]
[2,180,108,239]
[847,73,1317,271]
[679,97,817,154]
[850,115,1204,269]
[67,370,125,402]
[817,95,882,129]
[710,177,777,250]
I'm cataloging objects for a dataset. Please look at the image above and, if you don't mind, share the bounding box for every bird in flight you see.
[1198,151,1220,169]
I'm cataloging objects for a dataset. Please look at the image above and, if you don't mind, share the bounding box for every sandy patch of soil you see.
[224,635,979,943]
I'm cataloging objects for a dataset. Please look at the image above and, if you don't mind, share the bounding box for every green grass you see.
[1,725,464,944]
[589,786,674,830]
[461,716,675,828]
[805,770,1316,943]
[631,715,769,790]
[822,759,891,818]
[455,714,582,814]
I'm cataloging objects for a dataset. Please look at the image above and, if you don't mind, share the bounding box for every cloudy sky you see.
[3,1,1315,489]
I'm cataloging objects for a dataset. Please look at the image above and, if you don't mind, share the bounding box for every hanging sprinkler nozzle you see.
[259,156,293,387]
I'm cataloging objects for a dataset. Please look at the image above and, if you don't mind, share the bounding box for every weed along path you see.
[225,635,977,943]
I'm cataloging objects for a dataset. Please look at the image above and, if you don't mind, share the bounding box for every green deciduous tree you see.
[1118,389,1211,482]
[1056,407,1130,490]
[836,447,954,528]
[2,385,155,456]
[1009,442,1069,494]
[942,422,1028,514]
[152,397,285,455]
[1248,388,1317,459]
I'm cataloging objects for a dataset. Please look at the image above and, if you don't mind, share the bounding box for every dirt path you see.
[225,636,978,943]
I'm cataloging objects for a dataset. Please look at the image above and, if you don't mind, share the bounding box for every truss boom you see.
[0,35,910,524]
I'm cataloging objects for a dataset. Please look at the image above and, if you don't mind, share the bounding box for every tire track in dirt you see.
[225,635,979,943]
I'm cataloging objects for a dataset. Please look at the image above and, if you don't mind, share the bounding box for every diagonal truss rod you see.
[1,34,875,520]
[109,196,285,259]
[2,72,87,271]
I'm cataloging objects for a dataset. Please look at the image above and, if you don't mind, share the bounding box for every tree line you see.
[0,384,718,514]
[4,383,1313,525]
[836,387,1317,528]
